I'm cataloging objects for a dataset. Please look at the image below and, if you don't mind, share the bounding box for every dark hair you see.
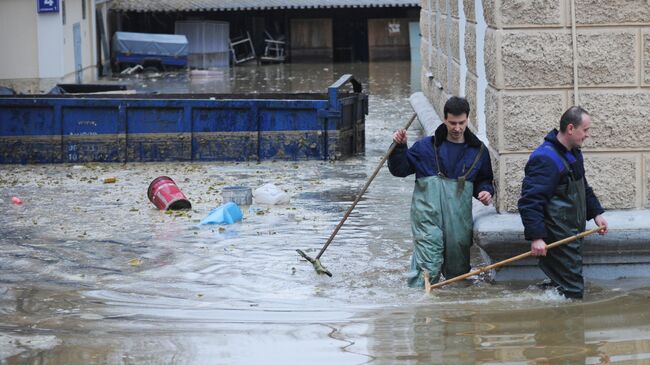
[443,96,470,119]
[560,106,589,132]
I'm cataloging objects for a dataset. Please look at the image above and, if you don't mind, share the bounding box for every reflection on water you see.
[358,291,650,364]
[114,62,374,95]
[2,61,650,364]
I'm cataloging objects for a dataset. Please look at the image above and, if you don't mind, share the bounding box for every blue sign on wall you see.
[37,0,59,13]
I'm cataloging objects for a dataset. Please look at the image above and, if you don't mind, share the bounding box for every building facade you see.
[0,0,102,93]
[109,0,419,64]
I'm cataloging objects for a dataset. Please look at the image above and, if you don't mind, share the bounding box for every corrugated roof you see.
[110,0,419,12]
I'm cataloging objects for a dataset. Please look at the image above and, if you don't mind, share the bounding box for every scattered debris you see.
[253,183,289,205]
[120,64,143,75]
[200,202,243,225]
[147,176,192,210]
[222,186,252,205]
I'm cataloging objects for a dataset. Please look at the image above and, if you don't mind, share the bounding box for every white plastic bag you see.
[253,183,290,205]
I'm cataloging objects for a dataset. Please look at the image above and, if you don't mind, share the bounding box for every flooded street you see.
[2,61,650,364]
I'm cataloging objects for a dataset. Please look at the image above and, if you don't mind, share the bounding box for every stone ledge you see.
[473,205,650,281]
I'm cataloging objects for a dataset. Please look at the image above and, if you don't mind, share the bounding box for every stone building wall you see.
[421,0,650,213]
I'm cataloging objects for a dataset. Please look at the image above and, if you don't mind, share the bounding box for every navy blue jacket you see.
[518,129,604,240]
[388,124,494,199]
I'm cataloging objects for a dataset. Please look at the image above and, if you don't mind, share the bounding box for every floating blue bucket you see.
[200,202,243,225]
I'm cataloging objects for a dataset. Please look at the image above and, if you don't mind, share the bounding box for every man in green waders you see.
[518,106,608,299]
[388,97,494,288]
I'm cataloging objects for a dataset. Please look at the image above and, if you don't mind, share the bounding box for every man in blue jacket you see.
[389,96,494,288]
[518,106,608,299]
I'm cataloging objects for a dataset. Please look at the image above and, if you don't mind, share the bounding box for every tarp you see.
[112,31,189,57]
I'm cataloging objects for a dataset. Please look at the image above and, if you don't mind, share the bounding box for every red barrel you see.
[147,176,192,210]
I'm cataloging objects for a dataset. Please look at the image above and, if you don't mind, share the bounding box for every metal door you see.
[73,22,82,83]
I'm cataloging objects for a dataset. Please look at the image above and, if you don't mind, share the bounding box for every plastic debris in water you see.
[222,186,252,205]
[200,202,243,225]
[11,197,22,205]
[253,183,289,205]
[103,177,117,183]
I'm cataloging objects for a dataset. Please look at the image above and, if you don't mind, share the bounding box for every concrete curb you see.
[473,204,650,281]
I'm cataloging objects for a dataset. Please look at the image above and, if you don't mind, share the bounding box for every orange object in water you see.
[147,176,191,210]
[11,196,22,205]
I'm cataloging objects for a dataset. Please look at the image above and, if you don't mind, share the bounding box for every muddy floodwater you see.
[2,62,650,364]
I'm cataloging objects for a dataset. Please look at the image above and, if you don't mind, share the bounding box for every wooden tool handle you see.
[427,226,605,290]
[315,113,418,260]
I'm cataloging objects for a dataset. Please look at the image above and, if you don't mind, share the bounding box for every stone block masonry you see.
[472,0,650,212]
[644,30,650,85]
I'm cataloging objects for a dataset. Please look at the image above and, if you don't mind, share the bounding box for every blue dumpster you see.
[0,74,367,164]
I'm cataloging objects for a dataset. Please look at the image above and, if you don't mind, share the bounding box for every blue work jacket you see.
[518,129,604,240]
[388,124,494,199]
